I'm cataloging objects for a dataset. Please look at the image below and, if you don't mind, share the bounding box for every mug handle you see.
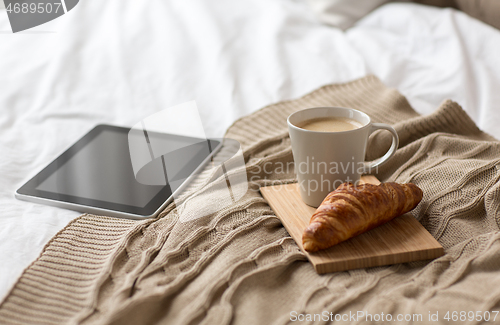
[362,123,399,174]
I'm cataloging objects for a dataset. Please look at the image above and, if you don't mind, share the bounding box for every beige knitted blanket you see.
[2,76,500,325]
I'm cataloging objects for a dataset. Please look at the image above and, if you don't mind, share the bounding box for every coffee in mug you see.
[298,117,363,132]
[287,107,399,207]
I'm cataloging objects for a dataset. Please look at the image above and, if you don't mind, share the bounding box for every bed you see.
[1,0,500,323]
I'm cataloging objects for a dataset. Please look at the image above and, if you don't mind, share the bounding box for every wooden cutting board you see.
[260,176,444,274]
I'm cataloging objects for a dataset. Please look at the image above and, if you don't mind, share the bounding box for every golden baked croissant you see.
[302,182,423,252]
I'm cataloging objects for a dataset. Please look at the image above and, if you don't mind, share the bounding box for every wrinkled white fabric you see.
[0,0,499,301]
[350,3,500,132]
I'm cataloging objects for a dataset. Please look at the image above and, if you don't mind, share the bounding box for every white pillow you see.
[306,0,393,30]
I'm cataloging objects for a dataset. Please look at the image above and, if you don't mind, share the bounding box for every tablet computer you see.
[16,124,222,219]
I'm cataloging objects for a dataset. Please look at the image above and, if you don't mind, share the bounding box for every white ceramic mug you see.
[287,107,399,207]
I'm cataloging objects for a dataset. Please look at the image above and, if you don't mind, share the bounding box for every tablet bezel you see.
[15,124,222,219]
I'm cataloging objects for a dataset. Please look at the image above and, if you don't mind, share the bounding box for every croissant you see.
[302,182,423,252]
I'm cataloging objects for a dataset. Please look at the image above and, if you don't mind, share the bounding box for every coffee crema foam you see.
[298,117,364,132]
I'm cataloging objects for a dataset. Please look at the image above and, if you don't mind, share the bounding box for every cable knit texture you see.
[1,75,500,324]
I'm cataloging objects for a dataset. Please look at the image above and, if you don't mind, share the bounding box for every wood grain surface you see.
[260,176,444,274]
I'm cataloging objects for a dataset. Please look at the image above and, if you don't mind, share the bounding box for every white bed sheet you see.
[1,0,500,301]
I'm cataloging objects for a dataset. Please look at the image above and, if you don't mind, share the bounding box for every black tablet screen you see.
[17,125,220,217]
[36,129,163,207]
